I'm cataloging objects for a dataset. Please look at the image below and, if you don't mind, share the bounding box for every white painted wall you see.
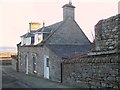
[21,37,31,45]
[21,37,24,46]
[26,37,31,45]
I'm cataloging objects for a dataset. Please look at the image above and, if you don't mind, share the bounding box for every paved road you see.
[2,66,33,89]
[2,65,77,89]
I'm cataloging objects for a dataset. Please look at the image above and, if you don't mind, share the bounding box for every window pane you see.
[31,36,34,44]
[46,58,49,67]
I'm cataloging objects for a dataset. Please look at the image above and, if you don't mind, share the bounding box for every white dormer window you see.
[34,33,43,45]
[21,37,24,46]
[21,37,26,46]
[25,37,31,45]
[38,34,42,42]
[21,36,32,46]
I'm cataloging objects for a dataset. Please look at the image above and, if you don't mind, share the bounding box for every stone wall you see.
[18,45,62,82]
[12,59,17,70]
[95,14,120,51]
[0,60,12,65]
[62,52,120,88]
[49,49,62,82]
[18,46,45,77]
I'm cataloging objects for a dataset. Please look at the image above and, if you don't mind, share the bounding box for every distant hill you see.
[0,47,16,53]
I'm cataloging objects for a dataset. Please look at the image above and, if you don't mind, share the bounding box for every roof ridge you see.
[46,21,63,28]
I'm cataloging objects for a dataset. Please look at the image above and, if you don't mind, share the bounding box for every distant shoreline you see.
[0,47,16,53]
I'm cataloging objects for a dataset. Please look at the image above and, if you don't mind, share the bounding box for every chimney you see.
[62,1,75,20]
[29,22,41,32]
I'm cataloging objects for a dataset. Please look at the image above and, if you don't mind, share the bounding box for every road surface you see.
[2,65,77,89]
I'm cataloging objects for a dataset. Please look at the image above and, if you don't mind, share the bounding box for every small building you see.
[17,1,92,82]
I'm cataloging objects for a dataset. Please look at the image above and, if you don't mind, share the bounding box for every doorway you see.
[44,55,49,79]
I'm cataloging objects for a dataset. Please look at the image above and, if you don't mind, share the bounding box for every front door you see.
[44,56,49,79]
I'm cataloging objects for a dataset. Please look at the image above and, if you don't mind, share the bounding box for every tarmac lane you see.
[1,65,78,90]
[2,66,32,89]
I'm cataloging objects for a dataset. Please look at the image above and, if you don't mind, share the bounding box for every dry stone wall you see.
[62,52,120,88]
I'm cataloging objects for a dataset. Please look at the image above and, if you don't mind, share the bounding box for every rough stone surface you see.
[95,14,120,51]
[18,45,62,82]
[62,53,120,88]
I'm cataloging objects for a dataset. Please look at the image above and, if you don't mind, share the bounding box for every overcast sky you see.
[0,0,119,47]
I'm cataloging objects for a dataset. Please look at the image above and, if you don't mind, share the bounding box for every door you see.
[44,56,49,79]
[25,55,28,74]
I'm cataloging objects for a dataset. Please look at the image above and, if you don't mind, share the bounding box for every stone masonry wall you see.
[18,45,62,82]
[95,14,120,51]
[62,52,120,88]
[49,49,62,82]
[18,46,45,77]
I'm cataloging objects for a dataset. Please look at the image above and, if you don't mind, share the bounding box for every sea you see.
[0,47,16,53]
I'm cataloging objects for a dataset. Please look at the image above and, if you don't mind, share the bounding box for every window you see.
[31,36,34,44]
[46,58,49,67]
[32,54,37,74]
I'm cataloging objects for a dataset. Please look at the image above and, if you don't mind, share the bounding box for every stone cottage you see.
[17,1,92,82]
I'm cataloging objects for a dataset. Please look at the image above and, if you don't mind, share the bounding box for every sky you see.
[0,0,119,47]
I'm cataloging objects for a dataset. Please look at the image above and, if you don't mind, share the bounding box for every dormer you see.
[34,27,51,45]
[21,33,35,46]
[34,32,43,45]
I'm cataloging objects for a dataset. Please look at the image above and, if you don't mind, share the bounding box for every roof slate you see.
[21,32,34,38]
[47,44,92,58]
[44,17,91,45]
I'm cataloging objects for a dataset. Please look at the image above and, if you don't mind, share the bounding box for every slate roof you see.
[47,21,63,31]
[21,17,91,46]
[21,32,34,38]
[43,17,91,45]
[37,27,52,33]
[47,44,92,58]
